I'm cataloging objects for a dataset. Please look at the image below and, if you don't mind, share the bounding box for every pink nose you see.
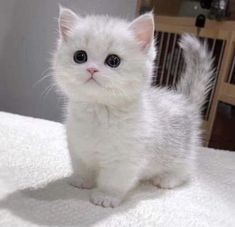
[86,67,99,76]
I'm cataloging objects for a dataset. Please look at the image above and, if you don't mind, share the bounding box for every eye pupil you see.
[74,50,87,64]
[105,54,121,68]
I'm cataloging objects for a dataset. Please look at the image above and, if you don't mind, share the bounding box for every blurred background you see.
[0,0,234,150]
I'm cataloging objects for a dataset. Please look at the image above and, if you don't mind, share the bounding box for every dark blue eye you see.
[105,54,121,68]
[73,50,87,63]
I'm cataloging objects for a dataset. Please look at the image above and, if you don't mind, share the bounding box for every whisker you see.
[33,68,53,88]
[40,83,56,98]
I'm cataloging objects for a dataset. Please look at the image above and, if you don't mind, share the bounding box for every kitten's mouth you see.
[85,77,102,87]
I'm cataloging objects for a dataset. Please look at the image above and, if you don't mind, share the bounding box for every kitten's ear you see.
[58,6,80,41]
[129,13,155,50]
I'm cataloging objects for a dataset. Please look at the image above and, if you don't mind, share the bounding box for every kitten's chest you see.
[68,103,151,163]
[73,105,126,145]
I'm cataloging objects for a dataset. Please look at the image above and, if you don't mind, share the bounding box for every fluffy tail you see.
[176,34,214,109]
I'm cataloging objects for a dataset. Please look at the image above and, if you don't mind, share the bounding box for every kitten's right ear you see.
[129,12,154,51]
[58,6,80,41]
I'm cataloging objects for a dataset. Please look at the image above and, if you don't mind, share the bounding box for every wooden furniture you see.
[136,0,235,145]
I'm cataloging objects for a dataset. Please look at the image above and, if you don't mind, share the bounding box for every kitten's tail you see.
[176,34,214,109]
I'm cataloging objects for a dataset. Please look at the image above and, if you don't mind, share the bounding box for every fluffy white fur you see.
[53,7,213,208]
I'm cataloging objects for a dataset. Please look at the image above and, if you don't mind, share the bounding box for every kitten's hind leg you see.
[69,172,95,189]
[68,158,96,189]
[151,170,189,189]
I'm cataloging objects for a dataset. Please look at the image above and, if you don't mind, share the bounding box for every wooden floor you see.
[209,102,235,151]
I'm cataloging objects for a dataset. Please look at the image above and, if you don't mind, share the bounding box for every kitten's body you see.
[54,8,213,207]
[67,88,198,186]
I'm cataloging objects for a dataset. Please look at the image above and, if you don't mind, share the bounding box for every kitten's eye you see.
[73,50,87,64]
[105,54,121,68]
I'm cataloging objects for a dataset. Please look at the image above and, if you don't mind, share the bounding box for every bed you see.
[0,111,234,227]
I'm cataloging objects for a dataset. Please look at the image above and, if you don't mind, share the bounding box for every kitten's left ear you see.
[129,12,155,50]
[58,6,80,41]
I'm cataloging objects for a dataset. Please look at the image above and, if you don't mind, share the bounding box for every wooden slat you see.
[156,17,229,39]
[206,33,235,145]
[220,83,235,106]
[160,33,170,85]
[166,34,177,85]
[156,16,235,31]
[157,23,197,36]
[199,30,228,40]
[156,32,164,84]
[205,40,226,120]
[228,55,235,83]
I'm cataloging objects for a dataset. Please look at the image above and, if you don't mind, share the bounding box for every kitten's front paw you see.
[68,175,95,189]
[90,189,121,208]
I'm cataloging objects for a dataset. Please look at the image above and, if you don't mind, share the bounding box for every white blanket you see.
[0,111,234,227]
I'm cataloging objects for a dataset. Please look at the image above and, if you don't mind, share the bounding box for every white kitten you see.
[53,7,213,208]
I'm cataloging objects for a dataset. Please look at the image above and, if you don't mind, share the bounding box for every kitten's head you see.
[54,6,156,105]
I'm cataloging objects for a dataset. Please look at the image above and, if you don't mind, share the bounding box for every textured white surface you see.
[0,111,234,227]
